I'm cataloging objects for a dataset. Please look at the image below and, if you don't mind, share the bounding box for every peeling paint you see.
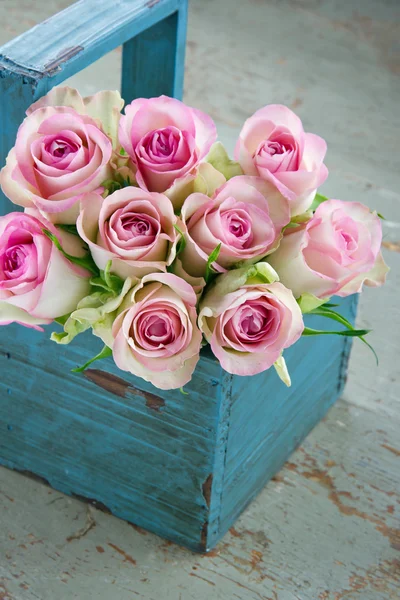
[202,473,213,509]
[83,369,165,411]
[43,45,83,74]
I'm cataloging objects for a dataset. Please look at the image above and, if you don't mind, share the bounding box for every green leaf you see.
[302,327,371,337]
[56,223,80,236]
[120,147,127,156]
[322,302,339,308]
[43,229,99,276]
[309,307,357,329]
[206,142,243,180]
[122,176,132,188]
[310,192,328,212]
[309,306,378,364]
[101,179,122,194]
[377,212,385,220]
[180,387,189,395]
[205,243,222,284]
[72,345,112,373]
[174,223,186,256]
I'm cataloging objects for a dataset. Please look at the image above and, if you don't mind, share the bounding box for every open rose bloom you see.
[235,105,328,216]
[0,87,389,390]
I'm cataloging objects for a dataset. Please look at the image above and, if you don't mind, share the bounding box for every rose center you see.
[4,246,26,272]
[220,207,253,248]
[135,311,177,349]
[264,140,286,156]
[340,230,357,252]
[146,128,179,159]
[240,307,269,337]
[46,138,79,159]
[121,214,153,237]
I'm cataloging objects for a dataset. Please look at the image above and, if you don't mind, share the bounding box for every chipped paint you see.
[202,473,213,508]
[83,369,165,411]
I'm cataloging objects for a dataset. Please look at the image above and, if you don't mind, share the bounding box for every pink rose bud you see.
[180,176,290,278]
[0,105,113,224]
[268,199,389,298]
[0,211,91,328]
[235,105,328,216]
[118,96,217,198]
[112,273,202,390]
[199,263,304,376]
[77,187,179,279]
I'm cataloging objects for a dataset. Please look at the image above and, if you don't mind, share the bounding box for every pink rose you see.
[180,176,290,277]
[0,87,119,224]
[0,211,90,328]
[235,105,328,215]
[118,96,217,202]
[268,199,389,298]
[112,273,202,390]
[77,187,179,279]
[199,263,304,376]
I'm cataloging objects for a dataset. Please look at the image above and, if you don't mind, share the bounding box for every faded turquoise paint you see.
[0,295,358,551]
[0,0,188,211]
[0,0,359,552]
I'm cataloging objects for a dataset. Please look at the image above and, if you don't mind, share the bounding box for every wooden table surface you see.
[1,1,399,598]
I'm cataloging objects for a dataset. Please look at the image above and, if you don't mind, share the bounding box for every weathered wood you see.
[1,0,399,596]
[0,295,357,551]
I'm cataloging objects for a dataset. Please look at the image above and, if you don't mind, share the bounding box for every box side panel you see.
[0,326,222,552]
[218,294,358,537]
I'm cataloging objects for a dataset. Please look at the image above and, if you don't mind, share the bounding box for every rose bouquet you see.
[0,88,388,390]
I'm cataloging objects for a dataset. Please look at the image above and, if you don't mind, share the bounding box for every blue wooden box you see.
[0,296,357,552]
[0,0,358,552]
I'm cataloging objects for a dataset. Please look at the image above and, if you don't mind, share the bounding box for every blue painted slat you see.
[216,294,358,545]
[0,295,358,551]
[121,6,188,102]
[0,0,188,211]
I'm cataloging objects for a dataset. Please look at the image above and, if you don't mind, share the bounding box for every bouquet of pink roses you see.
[0,88,388,390]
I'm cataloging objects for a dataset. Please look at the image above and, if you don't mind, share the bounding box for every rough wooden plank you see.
[121,6,188,102]
[216,295,358,543]
[0,324,222,551]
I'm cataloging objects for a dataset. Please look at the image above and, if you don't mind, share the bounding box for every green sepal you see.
[310,192,328,212]
[72,345,112,373]
[54,314,70,326]
[43,229,99,276]
[205,243,222,284]
[206,142,243,180]
[174,224,186,256]
[56,224,80,237]
[90,260,124,295]
[297,293,330,314]
[101,179,123,194]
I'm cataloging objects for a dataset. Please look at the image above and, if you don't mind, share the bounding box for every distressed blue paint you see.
[0,1,359,552]
[0,0,188,211]
[0,295,358,551]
